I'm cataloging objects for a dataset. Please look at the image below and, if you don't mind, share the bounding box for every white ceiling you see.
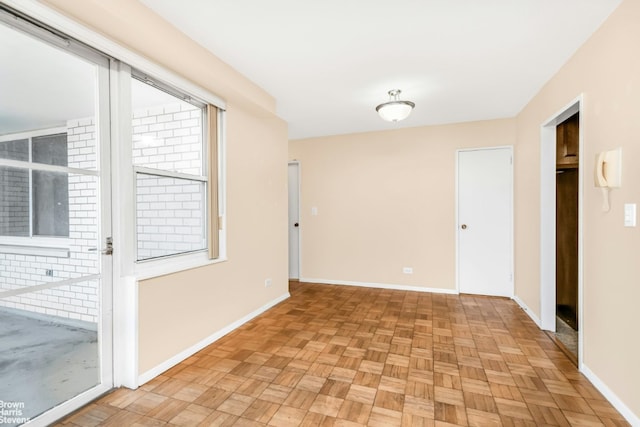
[140,0,622,139]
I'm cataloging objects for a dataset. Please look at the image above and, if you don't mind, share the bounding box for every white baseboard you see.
[580,364,639,426]
[512,295,542,328]
[299,277,458,295]
[138,292,290,385]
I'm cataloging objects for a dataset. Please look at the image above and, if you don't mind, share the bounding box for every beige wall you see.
[139,105,288,372]
[515,0,640,416]
[41,0,289,373]
[289,119,516,290]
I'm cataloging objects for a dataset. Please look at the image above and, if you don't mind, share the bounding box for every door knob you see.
[294,223,299,227]
[88,237,113,255]
[461,224,467,230]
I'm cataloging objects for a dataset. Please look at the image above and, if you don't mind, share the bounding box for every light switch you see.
[311,207,318,216]
[624,203,636,227]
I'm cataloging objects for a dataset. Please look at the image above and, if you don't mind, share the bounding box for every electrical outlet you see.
[46,269,54,277]
[264,278,272,288]
[402,267,413,274]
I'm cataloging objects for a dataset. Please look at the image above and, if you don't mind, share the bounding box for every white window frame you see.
[0,126,75,253]
[114,67,227,280]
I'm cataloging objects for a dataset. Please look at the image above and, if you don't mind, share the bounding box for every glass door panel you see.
[0,15,111,427]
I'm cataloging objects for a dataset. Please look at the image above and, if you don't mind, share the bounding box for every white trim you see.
[134,252,228,281]
[1,0,226,110]
[96,56,115,396]
[134,166,207,182]
[0,236,72,247]
[299,278,459,294]
[217,109,227,261]
[540,124,557,331]
[110,61,136,389]
[113,276,138,389]
[455,145,514,297]
[113,61,135,277]
[0,244,69,257]
[512,295,542,328]
[580,364,640,426]
[137,292,290,386]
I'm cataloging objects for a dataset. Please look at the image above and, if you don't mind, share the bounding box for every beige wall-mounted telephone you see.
[594,148,622,211]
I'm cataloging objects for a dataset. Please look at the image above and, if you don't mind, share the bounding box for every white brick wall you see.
[0,119,99,322]
[132,102,205,260]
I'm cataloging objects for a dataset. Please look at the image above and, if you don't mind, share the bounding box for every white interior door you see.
[288,162,300,279]
[458,147,513,297]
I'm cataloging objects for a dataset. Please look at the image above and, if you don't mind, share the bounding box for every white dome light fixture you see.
[376,89,415,122]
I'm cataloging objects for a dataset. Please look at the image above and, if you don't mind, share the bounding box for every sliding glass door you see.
[0,11,112,426]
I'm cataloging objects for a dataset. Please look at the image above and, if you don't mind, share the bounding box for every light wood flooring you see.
[57,282,629,426]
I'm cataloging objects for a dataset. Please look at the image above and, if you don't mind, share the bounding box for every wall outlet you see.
[264,278,272,287]
[46,269,54,277]
[402,267,413,274]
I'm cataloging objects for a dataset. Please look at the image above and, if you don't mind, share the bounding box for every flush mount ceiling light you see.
[376,89,415,122]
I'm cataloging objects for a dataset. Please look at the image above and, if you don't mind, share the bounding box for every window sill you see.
[134,251,227,281]
[0,244,70,258]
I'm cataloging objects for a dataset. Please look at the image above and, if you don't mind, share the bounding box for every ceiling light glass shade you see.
[376,89,415,122]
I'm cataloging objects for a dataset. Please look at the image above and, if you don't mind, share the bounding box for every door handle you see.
[294,223,299,227]
[461,224,467,230]
[88,237,113,255]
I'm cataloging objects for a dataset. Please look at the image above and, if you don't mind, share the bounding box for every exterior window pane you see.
[0,133,71,237]
[32,170,70,237]
[132,76,207,261]
[131,78,203,176]
[0,166,29,236]
[0,139,28,161]
[32,134,68,166]
[136,173,205,261]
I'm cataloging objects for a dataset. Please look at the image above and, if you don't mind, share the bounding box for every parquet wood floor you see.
[56,282,629,426]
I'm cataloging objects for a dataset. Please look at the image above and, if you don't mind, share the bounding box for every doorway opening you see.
[555,112,579,363]
[288,162,300,281]
[540,97,583,367]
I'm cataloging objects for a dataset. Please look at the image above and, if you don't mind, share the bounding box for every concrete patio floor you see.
[0,308,98,426]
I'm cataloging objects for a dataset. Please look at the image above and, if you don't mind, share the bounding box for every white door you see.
[458,147,513,296]
[288,162,300,279]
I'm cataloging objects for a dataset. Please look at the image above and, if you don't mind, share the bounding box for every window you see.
[131,75,219,262]
[0,3,225,280]
[0,131,70,238]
